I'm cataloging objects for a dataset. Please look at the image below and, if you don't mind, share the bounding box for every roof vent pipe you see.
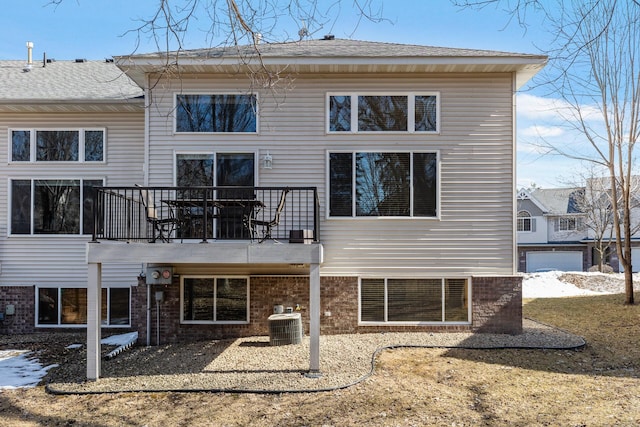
[24,41,34,71]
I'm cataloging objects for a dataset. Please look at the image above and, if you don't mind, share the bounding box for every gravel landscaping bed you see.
[42,318,584,394]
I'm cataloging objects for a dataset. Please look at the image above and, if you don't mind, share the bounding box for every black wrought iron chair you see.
[248,188,290,242]
[136,185,179,242]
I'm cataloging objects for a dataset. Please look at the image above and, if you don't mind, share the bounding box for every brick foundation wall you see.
[138,275,522,344]
[472,276,522,334]
[1,274,523,340]
[0,286,36,334]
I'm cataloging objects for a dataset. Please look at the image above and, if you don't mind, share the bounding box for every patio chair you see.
[248,188,290,242]
[136,184,179,242]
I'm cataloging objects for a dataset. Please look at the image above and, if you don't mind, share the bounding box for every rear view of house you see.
[0,38,547,379]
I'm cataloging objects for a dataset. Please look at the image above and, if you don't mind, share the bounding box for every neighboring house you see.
[1,38,547,379]
[517,187,589,272]
[517,185,640,272]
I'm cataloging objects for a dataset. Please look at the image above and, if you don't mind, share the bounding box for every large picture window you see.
[37,287,130,327]
[328,93,439,133]
[181,276,249,324]
[329,151,437,217]
[11,129,105,162]
[360,278,469,324]
[11,179,102,235]
[175,94,257,133]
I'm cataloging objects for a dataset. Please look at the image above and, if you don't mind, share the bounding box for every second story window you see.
[11,129,105,162]
[517,211,533,232]
[329,151,438,218]
[328,93,439,133]
[558,217,579,231]
[175,94,257,133]
[10,179,102,235]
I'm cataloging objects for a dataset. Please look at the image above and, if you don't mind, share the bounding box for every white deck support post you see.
[87,262,102,380]
[307,261,321,376]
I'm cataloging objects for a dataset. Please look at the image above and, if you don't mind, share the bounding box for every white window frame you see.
[517,210,533,232]
[326,150,440,219]
[8,128,106,163]
[558,217,578,231]
[358,277,472,326]
[179,275,250,325]
[35,285,131,328]
[173,151,259,186]
[8,177,104,236]
[173,92,259,134]
[326,92,440,134]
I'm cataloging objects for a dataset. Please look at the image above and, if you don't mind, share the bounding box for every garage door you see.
[526,251,583,273]
[619,247,640,273]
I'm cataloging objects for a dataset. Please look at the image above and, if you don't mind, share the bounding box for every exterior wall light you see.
[262,151,273,169]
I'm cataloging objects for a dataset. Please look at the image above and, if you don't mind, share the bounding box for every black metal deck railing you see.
[92,186,319,243]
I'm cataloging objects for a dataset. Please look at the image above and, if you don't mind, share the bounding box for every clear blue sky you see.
[0,0,576,189]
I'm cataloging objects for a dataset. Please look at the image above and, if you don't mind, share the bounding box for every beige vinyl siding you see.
[147,73,516,276]
[0,111,144,287]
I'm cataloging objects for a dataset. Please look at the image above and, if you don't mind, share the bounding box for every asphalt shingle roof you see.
[0,60,143,102]
[124,38,543,60]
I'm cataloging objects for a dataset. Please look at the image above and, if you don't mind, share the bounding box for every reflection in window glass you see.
[176,94,257,132]
[61,288,87,324]
[38,288,59,325]
[216,278,248,321]
[183,278,215,321]
[36,131,79,161]
[415,95,437,132]
[84,130,104,161]
[329,152,437,217]
[182,277,248,323]
[11,180,31,234]
[413,153,438,217]
[356,153,410,216]
[11,130,30,161]
[329,96,351,131]
[102,288,131,325]
[329,153,353,216]
[358,96,408,131]
[34,180,80,234]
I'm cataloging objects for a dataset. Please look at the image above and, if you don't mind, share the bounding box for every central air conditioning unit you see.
[146,266,173,285]
[268,313,303,346]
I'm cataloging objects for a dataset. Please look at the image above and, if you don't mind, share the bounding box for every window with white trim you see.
[328,93,439,133]
[36,286,130,327]
[10,129,105,162]
[181,276,249,324]
[517,211,532,232]
[175,94,257,133]
[360,278,469,323]
[558,217,579,231]
[10,179,102,235]
[328,151,437,217]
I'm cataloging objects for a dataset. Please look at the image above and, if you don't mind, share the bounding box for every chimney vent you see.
[23,41,34,72]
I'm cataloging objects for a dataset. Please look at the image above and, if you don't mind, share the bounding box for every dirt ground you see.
[0,282,639,426]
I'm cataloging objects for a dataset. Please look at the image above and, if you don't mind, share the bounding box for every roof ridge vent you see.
[75,58,87,63]
[323,34,335,41]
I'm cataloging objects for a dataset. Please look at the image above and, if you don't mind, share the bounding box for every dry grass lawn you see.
[1,292,639,426]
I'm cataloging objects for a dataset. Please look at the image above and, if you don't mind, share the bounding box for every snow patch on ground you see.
[523,271,607,298]
[0,350,57,390]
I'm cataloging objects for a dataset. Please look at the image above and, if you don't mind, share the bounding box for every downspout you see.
[146,284,151,346]
[512,73,518,274]
[145,74,151,346]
